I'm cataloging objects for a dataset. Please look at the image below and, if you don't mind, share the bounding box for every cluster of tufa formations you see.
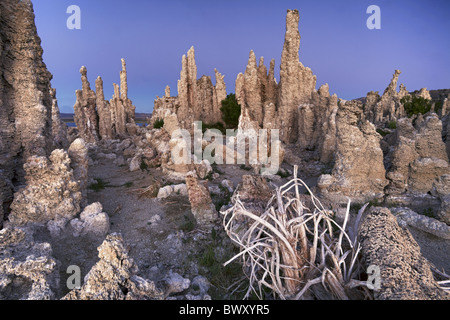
[73,59,137,144]
[0,1,449,300]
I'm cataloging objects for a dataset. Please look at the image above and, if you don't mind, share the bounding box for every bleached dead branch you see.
[221,166,373,300]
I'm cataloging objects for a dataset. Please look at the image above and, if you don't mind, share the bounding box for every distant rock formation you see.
[363,70,409,124]
[152,47,227,130]
[74,66,100,143]
[235,9,338,162]
[73,59,136,142]
[278,9,317,144]
[50,88,69,150]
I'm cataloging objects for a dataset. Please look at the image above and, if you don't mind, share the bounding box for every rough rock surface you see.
[68,138,89,208]
[153,46,227,130]
[73,66,99,144]
[442,113,450,161]
[358,207,448,300]
[391,207,450,240]
[0,227,59,300]
[0,0,59,219]
[70,202,110,237]
[363,70,408,124]
[185,172,218,227]
[8,149,82,232]
[385,114,450,219]
[95,76,113,140]
[318,100,388,203]
[278,9,317,143]
[297,84,338,164]
[234,175,272,213]
[74,60,136,141]
[50,88,69,150]
[63,233,163,300]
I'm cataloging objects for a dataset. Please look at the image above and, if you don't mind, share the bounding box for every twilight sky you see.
[32,0,450,114]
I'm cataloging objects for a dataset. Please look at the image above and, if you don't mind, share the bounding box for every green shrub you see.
[387,120,397,129]
[220,93,241,129]
[401,95,433,118]
[153,118,164,129]
[140,160,148,171]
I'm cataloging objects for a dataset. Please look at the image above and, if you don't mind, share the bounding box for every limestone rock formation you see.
[68,138,89,208]
[154,47,227,130]
[0,227,59,300]
[196,75,216,123]
[214,69,227,117]
[8,149,82,234]
[363,70,409,124]
[73,60,136,142]
[50,88,69,150]
[243,51,263,127]
[416,87,432,100]
[0,0,60,219]
[234,175,272,213]
[236,53,280,129]
[385,114,450,219]
[185,172,218,227]
[358,207,448,300]
[391,207,450,240]
[63,233,163,300]
[278,9,317,143]
[95,77,113,140]
[111,59,137,136]
[74,66,100,144]
[442,113,450,160]
[318,100,388,203]
[70,202,110,237]
[297,84,338,163]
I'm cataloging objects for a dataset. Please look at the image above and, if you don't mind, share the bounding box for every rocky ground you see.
[33,139,450,299]
[29,141,296,300]
[1,1,449,301]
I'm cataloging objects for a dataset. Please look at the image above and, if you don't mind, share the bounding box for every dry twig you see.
[221,166,373,300]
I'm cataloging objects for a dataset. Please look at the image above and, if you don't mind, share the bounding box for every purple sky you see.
[33,0,450,114]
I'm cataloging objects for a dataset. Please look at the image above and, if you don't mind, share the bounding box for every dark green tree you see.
[401,95,434,118]
[220,93,241,129]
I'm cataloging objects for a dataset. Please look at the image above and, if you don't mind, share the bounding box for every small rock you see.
[161,271,191,296]
[221,179,234,193]
[71,202,110,237]
[113,156,126,166]
[173,184,188,196]
[129,155,142,172]
[157,185,174,199]
[148,215,161,225]
[208,185,221,195]
[391,207,450,239]
[190,276,210,296]
[195,159,213,180]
